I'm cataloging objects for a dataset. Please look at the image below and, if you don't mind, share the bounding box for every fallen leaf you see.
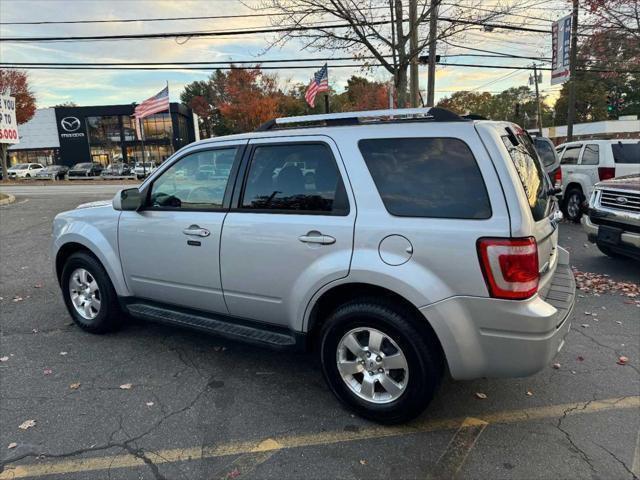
[577,356,584,362]
[581,324,589,328]
[33,283,43,289]
[359,459,367,465]
[616,321,622,325]
[69,383,81,390]
[32,329,38,334]
[0,356,8,362]
[119,383,133,390]
[584,311,591,315]
[552,363,561,369]
[12,296,23,303]
[226,468,241,479]
[43,369,52,375]
[526,390,533,397]
[59,352,68,356]
[18,420,35,430]
[7,442,17,449]
[474,392,487,399]
[146,402,154,407]
[617,356,629,366]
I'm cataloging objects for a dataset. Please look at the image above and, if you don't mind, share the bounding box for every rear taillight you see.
[477,237,539,300]
[598,167,615,181]
[554,168,562,186]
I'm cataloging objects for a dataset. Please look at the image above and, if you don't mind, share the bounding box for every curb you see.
[0,193,16,205]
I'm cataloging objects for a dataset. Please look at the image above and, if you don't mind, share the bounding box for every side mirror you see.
[113,188,143,211]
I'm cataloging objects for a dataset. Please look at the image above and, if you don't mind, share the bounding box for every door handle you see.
[298,233,336,245]
[182,225,210,237]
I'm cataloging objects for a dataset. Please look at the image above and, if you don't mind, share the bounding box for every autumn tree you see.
[341,76,390,110]
[0,69,36,179]
[255,0,534,107]
[583,0,639,41]
[436,91,493,117]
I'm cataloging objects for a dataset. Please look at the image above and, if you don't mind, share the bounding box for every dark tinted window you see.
[533,138,558,167]
[501,132,550,221]
[241,143,348,214]
[149,148,237,210]
[358,138,491,219]
[612,142,640,164]
[581,144,599,165]
[560,145,581,165]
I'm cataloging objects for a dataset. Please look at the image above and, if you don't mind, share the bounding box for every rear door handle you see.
[182,225,210,237]
[298,233,336,245]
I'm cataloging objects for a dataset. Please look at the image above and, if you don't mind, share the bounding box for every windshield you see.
[612,142,640,164]
[533,138,558,168]
[72,163,92,169]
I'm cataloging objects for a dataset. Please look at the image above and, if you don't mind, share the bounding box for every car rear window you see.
[358,138,491,219]
[612,142,640,164]
[533,138,557,167]
[501,130,550,221]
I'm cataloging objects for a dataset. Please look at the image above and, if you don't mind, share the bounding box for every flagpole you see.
[167,80,175,157]
[324,64,330,113]
[140,116,147,177]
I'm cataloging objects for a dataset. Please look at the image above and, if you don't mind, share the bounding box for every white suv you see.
[52,108,575,423]
[556,139,640,222]
[7,162,44,179]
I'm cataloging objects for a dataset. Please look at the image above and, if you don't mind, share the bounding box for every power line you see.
[0,15,559,43]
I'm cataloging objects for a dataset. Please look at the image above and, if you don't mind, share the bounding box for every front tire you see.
[61,252,124,334]
[563,188,584,222]
[319,298,443,424]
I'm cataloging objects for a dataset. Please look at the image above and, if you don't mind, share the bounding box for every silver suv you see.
[52,108,575,423]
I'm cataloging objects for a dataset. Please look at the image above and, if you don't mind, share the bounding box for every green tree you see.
[436,91,493,117]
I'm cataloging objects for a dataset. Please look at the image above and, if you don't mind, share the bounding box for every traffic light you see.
[607,94,615,113]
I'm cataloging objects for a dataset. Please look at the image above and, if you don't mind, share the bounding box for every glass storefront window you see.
[8,149,58,166]
[90,146,124,166]
[141,113,172,140]
[126,144,173,167]
[87,116,121,144]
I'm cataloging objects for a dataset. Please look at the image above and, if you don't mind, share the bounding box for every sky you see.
[0,0,579,109]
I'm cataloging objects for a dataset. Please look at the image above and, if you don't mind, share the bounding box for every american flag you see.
[304,64,329,108]
[134,85,170,120]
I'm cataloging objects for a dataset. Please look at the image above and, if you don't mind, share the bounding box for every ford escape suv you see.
[53,108,575,423]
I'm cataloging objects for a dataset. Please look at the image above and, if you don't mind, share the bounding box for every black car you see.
[101,163,132,177]
[35,165,69,180]
[68,162,103,178]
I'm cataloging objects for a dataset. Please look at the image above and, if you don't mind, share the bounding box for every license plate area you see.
[597,225,623,245]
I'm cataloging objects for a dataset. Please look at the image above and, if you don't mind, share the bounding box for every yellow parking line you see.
[214,439,281,480]
[632,427,640,477]
[428,417,488,479]
[1,396,637,479]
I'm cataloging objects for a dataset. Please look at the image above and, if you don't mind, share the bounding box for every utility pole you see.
[426,0,439,106]
[409,0,419,107]
[566,0,579,141]
[533,64,543,133]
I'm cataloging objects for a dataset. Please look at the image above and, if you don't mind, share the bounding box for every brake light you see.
[598,167,615,181]
[554,168,562,186]
[477,237,539,300]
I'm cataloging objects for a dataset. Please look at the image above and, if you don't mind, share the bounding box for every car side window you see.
[240,143,349,215]
[560,145,581,165]
[149,147,238,210]
[581,144,599,165]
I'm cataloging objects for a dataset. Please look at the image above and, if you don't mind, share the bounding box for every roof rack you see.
[255,107,465,131]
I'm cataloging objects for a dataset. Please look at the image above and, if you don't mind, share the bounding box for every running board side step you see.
[126,302,301,350]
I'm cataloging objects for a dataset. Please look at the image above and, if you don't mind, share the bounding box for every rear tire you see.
[562,187,584,222]
[319,298,443,424]
[61,252,124,334]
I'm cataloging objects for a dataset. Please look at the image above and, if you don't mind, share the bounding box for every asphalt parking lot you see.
[1,185,639,480]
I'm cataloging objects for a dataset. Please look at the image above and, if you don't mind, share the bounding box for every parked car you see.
[533,136,562,193]
[583,174,640,260]
[101,163,132,177]
[556,139,640,222]
[35,165,69,180]
[52,108,574,423]
[7,163,44,179]
[68,162,104,178]
[133,162,157,179]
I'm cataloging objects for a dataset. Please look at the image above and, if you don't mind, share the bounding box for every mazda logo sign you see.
[60,117,81,132]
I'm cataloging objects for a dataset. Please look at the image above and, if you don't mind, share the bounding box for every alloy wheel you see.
[68,268,101,320]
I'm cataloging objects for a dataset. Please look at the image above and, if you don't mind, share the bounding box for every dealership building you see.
[8,103,198,167]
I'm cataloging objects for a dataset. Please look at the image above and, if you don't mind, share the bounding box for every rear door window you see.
[581,144,599,165]
[612,142,640,164]
[533,138,557,168]
[501,131,550,221]
[358,138,491,219]
[560,145,581,165]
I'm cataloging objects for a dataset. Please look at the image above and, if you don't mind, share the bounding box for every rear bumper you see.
[421,247,575,380]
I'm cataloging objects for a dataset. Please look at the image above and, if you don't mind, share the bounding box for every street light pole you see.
[426,0,439,106]
[409,0,419,107]
[566,0,579,141]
